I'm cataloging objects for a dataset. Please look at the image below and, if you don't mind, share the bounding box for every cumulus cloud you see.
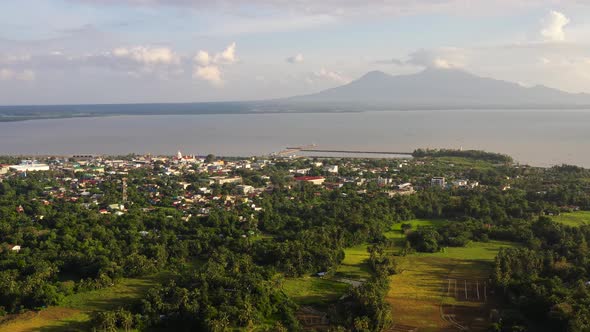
[540,10,570,42]
[286,53,304,64]
[0,45,185,80]
[194,50,211,66]
[0,68,35,81]
[214,42,237,64]
[192,42,237,86]
[193,65,222,86]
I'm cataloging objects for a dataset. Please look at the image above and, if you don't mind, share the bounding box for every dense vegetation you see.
[1,154,590,331]
[412,148,513,163]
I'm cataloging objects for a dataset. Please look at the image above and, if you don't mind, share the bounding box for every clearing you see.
[283,277,350,309]
[387,240,516,332]
[552,211,590,227]
[0,272,169,332]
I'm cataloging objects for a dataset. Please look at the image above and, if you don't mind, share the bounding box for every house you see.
[431,177,446,188]
[108,204,125,211]
[236,185,255,194]
[293,168,311,175]
[452,179,468,187]
[324,165,338,174]
[377,177,392,187]
[294,176,325,185]
[10,245,21,253]
[397,182,412,190]
[210,176,242,185]
[452,179,479,189]
[0,164,10,175]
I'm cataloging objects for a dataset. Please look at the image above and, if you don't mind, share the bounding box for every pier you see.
[286,148,414,156]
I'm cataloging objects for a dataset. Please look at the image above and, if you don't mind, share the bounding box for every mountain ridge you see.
[285,67,590,107]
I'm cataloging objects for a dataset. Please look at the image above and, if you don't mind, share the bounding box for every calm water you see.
[0,110,589,167]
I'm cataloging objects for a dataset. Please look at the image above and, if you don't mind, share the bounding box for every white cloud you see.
[213,42,237,64]
[540,10,570,42]
[192,42,237,86]
[309,68,350,84]
[112,46,180,65]
[406,48,466,69]
[193,65,223,86]
[286,53,304,64]
[194,50,211,66]
[376,48,467,69]
[0,68,35,81]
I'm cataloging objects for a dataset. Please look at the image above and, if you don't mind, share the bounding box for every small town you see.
[3,148,590,332]
[0,151,485,226]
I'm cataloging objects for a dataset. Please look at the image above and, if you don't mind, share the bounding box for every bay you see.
[0,109,589,167]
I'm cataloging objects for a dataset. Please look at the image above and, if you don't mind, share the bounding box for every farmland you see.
[387,240,517,332]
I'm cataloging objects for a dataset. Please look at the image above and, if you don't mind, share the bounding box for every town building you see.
[294,176,326,185]
[0,164,10,174]
[324,165,339,174]
[431,177,446,188]
[9,160,50,172]
[236,185,255,194]
[210,176,243,185]
[377,177,393,187]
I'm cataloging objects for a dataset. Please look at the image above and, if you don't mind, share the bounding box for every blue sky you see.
[1,0,590,104]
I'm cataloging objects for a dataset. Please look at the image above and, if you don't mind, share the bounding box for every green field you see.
[0,272,170,332]
[334,244,372,280]
[283,243,370,308]
[385,218,450,247]
[552,211,590,227]
[387,240,517,332]
[435,156,497,170]
[283,277,349,308]
[282,242,374,310]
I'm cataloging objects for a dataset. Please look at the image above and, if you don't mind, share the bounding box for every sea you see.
[0,109,589,167]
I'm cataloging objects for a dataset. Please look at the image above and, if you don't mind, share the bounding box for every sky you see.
[1,0,590,105]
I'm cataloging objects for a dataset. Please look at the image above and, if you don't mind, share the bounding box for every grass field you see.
[283,243,370,308]
[282,242,373,310]
[0,272,170,332]
[283,277,350,308]
[552,211,590,227]
[435,157,497,170]
[387,240,516,332]
[334,244,372,280]
[385,218,451,248]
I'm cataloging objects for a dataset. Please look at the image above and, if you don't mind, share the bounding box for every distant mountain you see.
[283,68,590,109]
[2,68,590,122]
